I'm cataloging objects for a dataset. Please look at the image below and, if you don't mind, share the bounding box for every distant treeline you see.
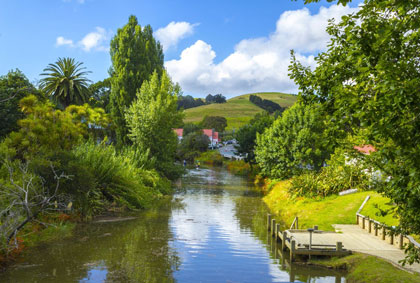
[249,95,285,114]
[178,94,226,110]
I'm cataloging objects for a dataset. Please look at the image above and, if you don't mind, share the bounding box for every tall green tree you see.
[290,0,420,263]
[109,15,164,146]
[125,71,183,179]
[235,112,274,165]
[0,70,41,139]
[88,77,111,111]
[255,103,338,179]
[200,116,227,132]
[40,57,91,109]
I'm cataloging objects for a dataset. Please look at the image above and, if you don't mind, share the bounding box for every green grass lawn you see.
[263,180,387,231]
[184,92,297,130]
[311,253,420,283]
[360,194,399,227]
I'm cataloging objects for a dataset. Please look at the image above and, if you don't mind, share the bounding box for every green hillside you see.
[184,92,297,131]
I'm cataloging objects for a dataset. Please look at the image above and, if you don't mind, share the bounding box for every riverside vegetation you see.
[0,15,182,266]
[214,0,420,280]
[1,0,420,282]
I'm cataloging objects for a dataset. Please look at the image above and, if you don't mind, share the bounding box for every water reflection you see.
[172,167,346,282]
[0,201,179,283]
[0,167,346,282]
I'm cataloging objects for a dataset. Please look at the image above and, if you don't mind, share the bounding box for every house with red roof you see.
[346,144,387,184]
[174,128,183,143]
[202,129,221,147]
[173,128,221,146]
[353,145,376,155]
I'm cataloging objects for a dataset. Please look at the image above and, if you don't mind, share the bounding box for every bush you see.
[197,150,224,166]
[200,116,227,132]
[226,160,251,176]
[71,141,170,210]
[289,149,371,198]
[177,131,210,162]
[255,103,339,179]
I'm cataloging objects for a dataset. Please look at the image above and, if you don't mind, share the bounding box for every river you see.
[0,167,346,282]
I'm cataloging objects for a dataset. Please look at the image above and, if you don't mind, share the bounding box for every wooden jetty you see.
[267,214,351,262]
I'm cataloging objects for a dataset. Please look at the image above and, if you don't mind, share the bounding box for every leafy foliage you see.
[289,148,371,198]
[0,70,42,139]
[255,103,339,179]
[289,0,420,247]
[71,141,170,210]
[200,116,227,132]
[4,95,109,159]
[182,123,202,136]
[40,57,91,109]
[235,112,274,164]
[109,15,164,147]
[88,78,111,111]
[125,71,183,179]
[177,131,210,162]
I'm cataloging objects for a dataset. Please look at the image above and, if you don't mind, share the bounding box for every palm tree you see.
[40,57,91,108]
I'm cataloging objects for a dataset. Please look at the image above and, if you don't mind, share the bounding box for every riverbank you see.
[0,167,345,282]
[307,253,420,283]
[262,179,397,231]
[0,215,76,269]
[262,178,420,281]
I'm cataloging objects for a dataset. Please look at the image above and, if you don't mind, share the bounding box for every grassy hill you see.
[184,92,297,131]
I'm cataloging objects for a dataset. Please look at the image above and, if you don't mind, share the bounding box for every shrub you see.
[289,149,371,198]
[71,141,170,210]
[226,160,251,176]
[197,150,224,166]
[200,116,227,132]
[177,131,210,162]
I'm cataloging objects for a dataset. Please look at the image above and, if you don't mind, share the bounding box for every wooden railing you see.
[290,216,298,230]
[356,196,420,250]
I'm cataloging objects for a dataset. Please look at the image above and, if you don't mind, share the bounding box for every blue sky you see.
[0,0,361,97]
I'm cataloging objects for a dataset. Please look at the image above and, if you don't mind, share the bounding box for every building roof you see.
[202,129,220,141]
[174,128,183,137]
[354,145,376,155]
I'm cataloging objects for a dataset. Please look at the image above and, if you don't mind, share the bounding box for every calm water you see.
[0,167,346,282]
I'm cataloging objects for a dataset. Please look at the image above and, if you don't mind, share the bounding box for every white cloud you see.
[166,5,358,96]
[79,27,109,52]
[55,36,74,47]
[155,21,197,51]
[55,27,111,52]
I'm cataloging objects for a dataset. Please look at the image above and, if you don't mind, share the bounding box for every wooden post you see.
[374,223,378,236]
[368,219,372,233]
[382,226,386,240]
[267,214,272,231]
[296,217,299,230]
[362,216,365,229]
[276,223,280,242]
[390,233,394,245]
[336,242,343,252]
[282,231,287,251]
[271,219,276,237]
[356,214,359,225]
[399,234,404,250]
[290,240,296,262]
